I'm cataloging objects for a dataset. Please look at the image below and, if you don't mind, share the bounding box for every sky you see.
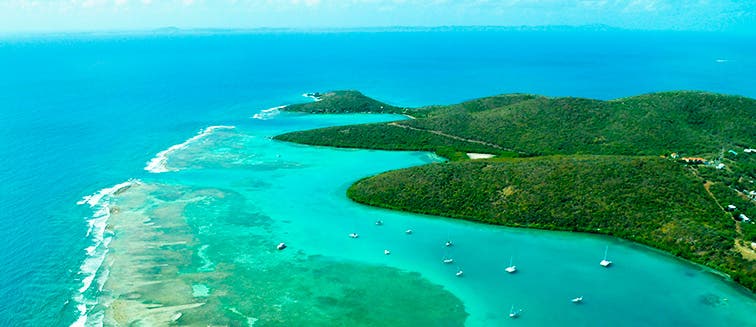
[0,0,754,33]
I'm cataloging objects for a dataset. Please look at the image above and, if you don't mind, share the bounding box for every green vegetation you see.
[274,90,756,292]
[348,156,754,290]
[278,91,755,158]
[283,90,406,114]
[411,93,545,118]
[275,123,506,155]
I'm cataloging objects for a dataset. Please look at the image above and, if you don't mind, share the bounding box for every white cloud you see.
[624,0,660,13]
[289,0,321,6]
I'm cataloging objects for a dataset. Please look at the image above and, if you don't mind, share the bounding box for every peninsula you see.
[274,90,756,292]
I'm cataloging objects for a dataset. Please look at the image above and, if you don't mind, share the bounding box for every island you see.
[274,90,756,292]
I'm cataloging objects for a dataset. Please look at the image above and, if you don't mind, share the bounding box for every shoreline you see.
[270,89,756,293]
[346,192,755,296]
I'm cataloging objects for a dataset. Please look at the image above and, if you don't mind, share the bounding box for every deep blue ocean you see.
[0,30,755,326]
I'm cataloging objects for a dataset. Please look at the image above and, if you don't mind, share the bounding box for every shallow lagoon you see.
[81,112,756,326]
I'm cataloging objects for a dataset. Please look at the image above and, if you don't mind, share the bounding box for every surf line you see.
[144,125,236,173]
[252,105,286,120]
[71,180,140,327]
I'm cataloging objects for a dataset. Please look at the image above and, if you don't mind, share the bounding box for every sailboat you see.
[600,246,612,267]
[508,305,520,318]
[505,256,517,273]
[442,246,454,264]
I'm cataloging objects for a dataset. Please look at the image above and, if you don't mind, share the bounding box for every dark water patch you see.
[699,293,726,307]
[247,161,305,171]
[224,211,272,228]
[235,178,272,189]
[150,188,186,202]
[205,256,468,327]
[684,269,698,278]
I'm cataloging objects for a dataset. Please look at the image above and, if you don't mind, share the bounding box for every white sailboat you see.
[600,246,612,267]
[505,256,517,273]
[508,305,520,318]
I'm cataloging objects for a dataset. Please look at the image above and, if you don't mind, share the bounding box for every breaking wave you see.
[144,126,236,173]
[71,180,140,327]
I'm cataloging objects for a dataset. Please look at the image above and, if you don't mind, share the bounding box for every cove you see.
[82,111,756,326]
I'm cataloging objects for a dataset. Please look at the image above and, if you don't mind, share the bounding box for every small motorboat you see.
[600,246,612,267]
[445,240,453,247]
[405,229,413,235]
[375,220,384,226]
[571,296,583,303]
[443,258,454,264]
[349,233,359,238]
[277,242,287,250]
[505,257,517,273]
[384,249,391,255]
[455,269,464,277]
[508,305,520,319]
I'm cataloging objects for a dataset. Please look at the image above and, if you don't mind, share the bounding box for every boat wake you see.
[144,125,236,173]
[71,180,140,327]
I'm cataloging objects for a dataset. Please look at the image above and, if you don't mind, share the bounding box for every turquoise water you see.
[1,30,755,325]
[83,111,756,326]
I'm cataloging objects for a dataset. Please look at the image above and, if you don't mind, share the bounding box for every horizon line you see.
[1,24,751,38]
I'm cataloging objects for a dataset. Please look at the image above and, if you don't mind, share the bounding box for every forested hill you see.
[273,90,756,292]
[276,91,756,158]
[347,155,756,290]
[282,90,405,114]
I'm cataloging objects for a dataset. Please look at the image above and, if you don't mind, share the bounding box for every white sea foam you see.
[252,105,285,120]
[71,180,140,327]
[144,125,236,173]
[77,181,134,207]
[302,93,323,102]
[197,244,215,272]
